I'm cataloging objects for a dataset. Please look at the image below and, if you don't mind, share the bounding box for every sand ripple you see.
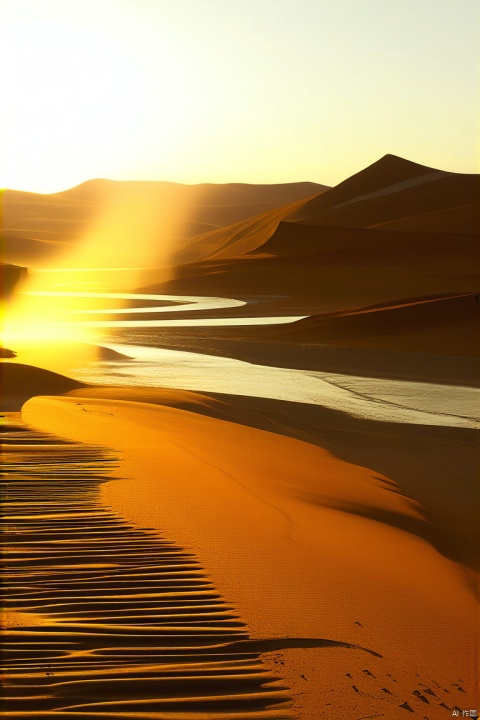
[0,417,290,718]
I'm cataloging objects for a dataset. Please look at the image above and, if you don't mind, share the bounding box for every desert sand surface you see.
[11,384,477,719]
[2,154,478,718]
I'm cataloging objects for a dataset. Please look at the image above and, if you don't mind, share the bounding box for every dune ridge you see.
[0,363,84,411]
[288,154,480,229]
[371,200,480,233]
[173,195,317,265]
[138,156,478,320]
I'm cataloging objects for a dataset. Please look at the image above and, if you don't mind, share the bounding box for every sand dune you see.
[151,220,478,312]
[2,234,68,266]
[251,218,480,260]
[173,195,318,265]
[277,293,480,356]
[0,362,83,410]
[3,180,326,266]
[19,391,479,718]
[288,154,480,230]
[139,156,478,314]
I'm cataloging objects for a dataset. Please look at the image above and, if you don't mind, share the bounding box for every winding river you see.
[27,290,480,430]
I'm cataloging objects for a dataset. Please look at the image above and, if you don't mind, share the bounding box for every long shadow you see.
[199,392,479,575]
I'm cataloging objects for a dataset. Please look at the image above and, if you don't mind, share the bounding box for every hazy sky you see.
[1,0,479,192]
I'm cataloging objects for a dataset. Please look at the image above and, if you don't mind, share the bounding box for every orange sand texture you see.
[1,155,479,719]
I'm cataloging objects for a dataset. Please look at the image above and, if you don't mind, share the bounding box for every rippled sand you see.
[1,416,291,718]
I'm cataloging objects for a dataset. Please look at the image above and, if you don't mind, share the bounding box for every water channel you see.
[28,291,480,430]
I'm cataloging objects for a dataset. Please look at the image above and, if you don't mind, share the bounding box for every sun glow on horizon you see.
[1,0,478,194]
[1,1,217,194]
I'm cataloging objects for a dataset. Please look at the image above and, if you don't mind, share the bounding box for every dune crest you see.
[287,154,480,229]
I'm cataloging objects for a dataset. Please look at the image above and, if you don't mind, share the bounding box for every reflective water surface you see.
[25,290,479,430]
[75,342,479,429]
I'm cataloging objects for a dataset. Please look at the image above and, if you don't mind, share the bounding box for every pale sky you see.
[1,0,479,192]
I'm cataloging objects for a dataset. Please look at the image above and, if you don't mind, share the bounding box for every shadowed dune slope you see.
[372,200,480,233]
[0,363,84,410]
[287,154,479,230]
[1,234,67,266]
[152,220,478,310]
[251,219,480,259]
[276,293,480,357]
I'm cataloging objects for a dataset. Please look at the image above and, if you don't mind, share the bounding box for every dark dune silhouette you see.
[251,219,479,259]
[277,293,480,356]
[142,155,478,314]
[287,154,480,230]
[151,220,478,312]
[0,362,84,410]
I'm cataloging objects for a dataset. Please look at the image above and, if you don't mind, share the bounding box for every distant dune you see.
[3,180,327,266]
[277,293,480,357]
[143,154,478,311]
[288,154,480,231]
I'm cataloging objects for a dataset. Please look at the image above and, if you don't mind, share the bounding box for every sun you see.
[1,9,142,192]
[0,1,194,193]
